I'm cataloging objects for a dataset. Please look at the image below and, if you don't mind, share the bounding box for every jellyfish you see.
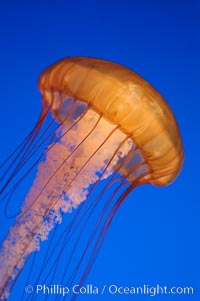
[0,57,184,300]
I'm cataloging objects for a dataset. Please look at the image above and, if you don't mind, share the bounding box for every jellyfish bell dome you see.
[38,56,184,187]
